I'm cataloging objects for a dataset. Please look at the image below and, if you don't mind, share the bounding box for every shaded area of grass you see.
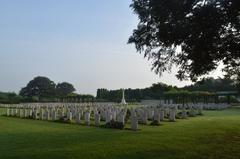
[0,107,240,159]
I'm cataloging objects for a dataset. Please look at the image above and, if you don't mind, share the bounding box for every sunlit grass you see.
[0,107,240,159]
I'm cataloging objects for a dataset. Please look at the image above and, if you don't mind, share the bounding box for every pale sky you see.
[0,0,222,95]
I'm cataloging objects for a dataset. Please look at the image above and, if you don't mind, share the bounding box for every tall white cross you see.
[121,88,127,105]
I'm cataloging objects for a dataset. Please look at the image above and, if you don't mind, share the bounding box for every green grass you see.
[0,107,240,159]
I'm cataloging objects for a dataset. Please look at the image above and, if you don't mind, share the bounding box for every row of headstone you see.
[1,102,228,131]
[3,103,141,131]
[3,103,131,129]
[136,107,176,123]
[140,103,229,110]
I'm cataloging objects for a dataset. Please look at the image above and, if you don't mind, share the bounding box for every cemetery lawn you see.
[0,107,240,159]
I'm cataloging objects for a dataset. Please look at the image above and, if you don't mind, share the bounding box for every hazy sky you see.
[0,0,222,95]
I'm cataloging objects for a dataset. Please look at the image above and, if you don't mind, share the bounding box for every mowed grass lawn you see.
[0,107,240,159]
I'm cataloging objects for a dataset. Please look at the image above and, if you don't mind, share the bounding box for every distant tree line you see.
[97,78,239,102]
[19,76,76,102]
[0,92,23,104]
[164,90,217,104]
[0,76,94,104]
[1,77,238,104]
[183,77,238,92]
[97,83,177,102]
[164,89,238,104]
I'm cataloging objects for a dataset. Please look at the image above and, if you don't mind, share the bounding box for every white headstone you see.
[94,113,100,126]
[85,112,90,126]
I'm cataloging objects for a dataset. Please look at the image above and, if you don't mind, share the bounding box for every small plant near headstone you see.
[28,115,34,119]
[139,121,147,125]
[188,111,196,117]
[175,112,181,119]
[104,120,125,129]
[124,109,131,123]
[186,111,192,116]
[150,120,160,126]
[58,116,72,123]
[165,114,169,119]
[197,109,203,115]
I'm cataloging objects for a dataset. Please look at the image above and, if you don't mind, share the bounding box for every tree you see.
[223,60,240,92]
[56,82,75,97]
[0,92,23,104]
[19,76,56,99]
[96,89,109,99]
[128,0,240,81]
[183,77,238,92]
[96,83,176,101]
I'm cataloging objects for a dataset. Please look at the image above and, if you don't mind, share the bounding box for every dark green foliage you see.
[129,0,240,81]
[97,89,122,102]
[18,76,83,103]
[150,120,160,126]
[218,96,239,103]
[17,96,34,103]
[125,109,131,124]
[175,113,182,119]
[165,90,218,104]
[183,77,238,92]
[104,120,125,129]
[97,78,239,102]
[56,82,75,97]
[64,93,95,102]
[164,90,216,104]
[0,94,46,104]
[19,76,56,99]
[223,61,240,93]
[97,82,176,101]
[96,89,110,100]
[58,116,71,123]
[0,92,23,104]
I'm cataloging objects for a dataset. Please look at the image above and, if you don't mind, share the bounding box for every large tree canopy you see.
[56,82,76,97]
[128,0,240,82]
[19,76,56,98]
[19,77,78,101]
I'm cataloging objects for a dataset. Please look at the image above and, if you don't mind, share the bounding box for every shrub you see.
[104,120,124,129]
[176,112,182,119]
[124,109,131,123]
[58,116,71,123]
[150,120,160,126]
